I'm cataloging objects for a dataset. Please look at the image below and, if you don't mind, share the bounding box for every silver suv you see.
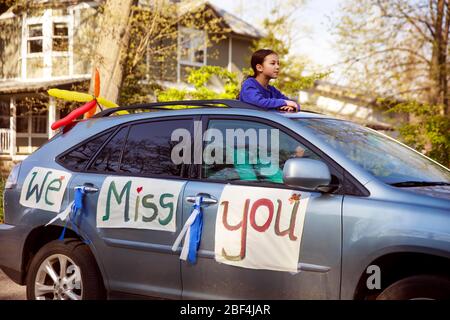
[1,100,450,300]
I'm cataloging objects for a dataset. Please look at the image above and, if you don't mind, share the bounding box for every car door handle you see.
[185,193,218,205]
[77,184,99,193]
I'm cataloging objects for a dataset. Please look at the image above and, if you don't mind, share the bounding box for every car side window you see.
[120,119,192,177]
[58,130,111,171]
[203,119,321,184]
[89,126,129,173]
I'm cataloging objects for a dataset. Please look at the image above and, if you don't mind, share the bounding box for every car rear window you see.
[88,127,129,173]
[57,130,112,171]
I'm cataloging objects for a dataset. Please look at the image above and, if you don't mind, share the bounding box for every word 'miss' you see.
[20,167,72,212]
[214,185,310,273]
[97,176,185,232]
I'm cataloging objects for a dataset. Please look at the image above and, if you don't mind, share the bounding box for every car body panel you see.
[67,173,187,299]
[180,181,343,299]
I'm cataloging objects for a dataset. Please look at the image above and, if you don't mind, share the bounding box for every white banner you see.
[97,176,185,232]
[215,185,310,273]
[20,167,72,213]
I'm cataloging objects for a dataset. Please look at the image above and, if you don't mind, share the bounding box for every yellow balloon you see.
[96,96,118,108]
[48,89,93,102]
[96,96,128,114]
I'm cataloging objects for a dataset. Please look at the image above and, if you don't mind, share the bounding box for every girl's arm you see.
[240,83,286,110]
[273,87,301,111]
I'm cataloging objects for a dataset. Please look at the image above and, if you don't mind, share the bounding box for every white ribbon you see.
[172,197,202,261]
[45,201,74,227]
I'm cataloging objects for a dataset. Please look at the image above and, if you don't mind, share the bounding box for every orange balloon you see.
[94,68,100,97]
[84,102,97,119]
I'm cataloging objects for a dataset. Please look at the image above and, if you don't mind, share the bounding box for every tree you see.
[334,0,450,116]
[90,0,134,104]
[385,100,450,165]
[98,0,228,106]
[334,0,450,166]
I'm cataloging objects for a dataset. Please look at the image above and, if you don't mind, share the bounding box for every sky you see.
[209,0,344,79]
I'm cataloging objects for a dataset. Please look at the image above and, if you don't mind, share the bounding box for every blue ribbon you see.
[187,198,203,264]
[59,186,90,244]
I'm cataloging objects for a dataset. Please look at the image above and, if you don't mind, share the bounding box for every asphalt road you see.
[0,269,26,300]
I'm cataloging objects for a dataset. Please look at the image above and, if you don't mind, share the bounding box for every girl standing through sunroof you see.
[238,49,300,112]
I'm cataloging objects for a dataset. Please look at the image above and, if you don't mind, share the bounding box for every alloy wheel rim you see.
[34,253,83,300]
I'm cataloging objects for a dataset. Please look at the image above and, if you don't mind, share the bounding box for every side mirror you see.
[283,158,334,192]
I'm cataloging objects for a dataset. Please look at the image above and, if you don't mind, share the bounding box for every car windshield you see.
[295,118,450,185]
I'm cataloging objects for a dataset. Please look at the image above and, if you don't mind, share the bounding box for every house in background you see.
[299,81,407,137]
[0,0,262,174]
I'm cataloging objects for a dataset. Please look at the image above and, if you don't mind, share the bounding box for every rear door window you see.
[120,119,193,177]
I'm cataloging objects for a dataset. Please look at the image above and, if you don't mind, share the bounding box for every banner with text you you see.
[215,185,310,273]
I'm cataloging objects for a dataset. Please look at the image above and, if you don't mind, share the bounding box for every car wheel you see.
[26,238,105,300]
[376,275,450,300]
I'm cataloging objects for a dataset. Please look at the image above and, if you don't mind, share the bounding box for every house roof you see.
[0,0,100,20]
[0,76,90,95]
[178,0,264,39]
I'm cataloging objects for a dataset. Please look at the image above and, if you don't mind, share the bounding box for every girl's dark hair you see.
[249,49,277,77]
[237,49,277,99]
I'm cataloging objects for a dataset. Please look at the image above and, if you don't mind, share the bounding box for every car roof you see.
[93,99,336,122]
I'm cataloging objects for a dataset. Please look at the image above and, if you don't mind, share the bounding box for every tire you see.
[376,275,450,300]
[26,238,105,300]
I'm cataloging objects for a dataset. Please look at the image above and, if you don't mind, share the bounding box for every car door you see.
[180,116,344,299]
[64,117,195,299]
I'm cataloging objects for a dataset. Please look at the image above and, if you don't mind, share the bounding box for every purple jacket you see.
[239,77,289,110]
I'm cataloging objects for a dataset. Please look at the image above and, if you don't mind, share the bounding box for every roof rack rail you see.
[93,99,261,118]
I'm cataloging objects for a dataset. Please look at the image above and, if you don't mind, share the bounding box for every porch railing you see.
[0,129,11,154]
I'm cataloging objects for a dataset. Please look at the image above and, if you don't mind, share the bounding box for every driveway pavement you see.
[0,269,26,300]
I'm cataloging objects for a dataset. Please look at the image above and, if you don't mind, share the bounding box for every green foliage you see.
[157,87,188,102]
[385,101,450,167]
[157,65,239,101]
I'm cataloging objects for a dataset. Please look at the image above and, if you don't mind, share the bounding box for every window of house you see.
[15,100,49,154]
[23,9,73,79]
[27,24,43,53]
[53,22,69,52]
[16,105,47,134]
[179,27,206,66]
[16,105,30,134]
[58,130,112,171]
[32,109,48,134]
